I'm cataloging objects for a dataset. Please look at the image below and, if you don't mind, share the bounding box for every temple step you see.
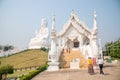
[59,49,87,68]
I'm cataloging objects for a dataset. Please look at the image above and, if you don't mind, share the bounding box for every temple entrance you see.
[73,38,79,48]
[74,42,79,48]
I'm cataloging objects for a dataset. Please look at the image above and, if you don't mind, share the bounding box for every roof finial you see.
[52,15,56,30]
[93,10,97,30]
[94,10,97,19]
[71,10,75,15]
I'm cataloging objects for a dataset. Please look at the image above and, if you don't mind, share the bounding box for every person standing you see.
[97,57,104,75]
[87,57,94,75]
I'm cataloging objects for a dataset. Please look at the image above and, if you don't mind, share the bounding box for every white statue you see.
[28,18,49,49]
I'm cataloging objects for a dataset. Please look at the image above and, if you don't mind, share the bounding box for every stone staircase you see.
[59,48,88,68]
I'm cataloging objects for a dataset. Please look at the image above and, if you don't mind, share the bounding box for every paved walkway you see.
[32,63,120,80]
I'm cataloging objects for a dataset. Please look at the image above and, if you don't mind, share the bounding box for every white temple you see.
[48,11,99,71]
[57,11,98,57]
[28,11,99,71]
[28,18,49,49]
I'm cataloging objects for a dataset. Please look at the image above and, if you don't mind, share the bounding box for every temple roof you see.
[57,11,92,38]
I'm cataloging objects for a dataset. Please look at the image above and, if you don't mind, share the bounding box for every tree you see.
[105,38,120,58]
[3,45,14,52]
[0,65,14,80]
[0,45,2,50]
[40,47,49,52]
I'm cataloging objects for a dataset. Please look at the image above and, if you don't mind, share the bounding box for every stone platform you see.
[32,63,120,80]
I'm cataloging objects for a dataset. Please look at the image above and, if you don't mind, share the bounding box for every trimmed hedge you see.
[20,64,48,80]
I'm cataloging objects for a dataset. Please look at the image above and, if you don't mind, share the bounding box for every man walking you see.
[97,57,104,75]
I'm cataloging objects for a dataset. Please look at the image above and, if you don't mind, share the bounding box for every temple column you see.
[98,39,103,59]
[92,10,98,58]
[58,37,61,47]
[61,38,65,48]
[78,36,83,51]
[90,35,98,58]
[47,15,59,71]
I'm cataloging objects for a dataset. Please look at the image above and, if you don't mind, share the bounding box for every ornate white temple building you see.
[28,18,49,49]
[48,11,99,71]
[57,11,98,58]
[29,11,100,71]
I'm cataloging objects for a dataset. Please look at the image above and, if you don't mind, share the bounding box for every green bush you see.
[40,47,49,52]
[0,74,2,80]
[20,70,39,80]
[20,65,48,80]
[0,65,13,74]
[0,65,14,80]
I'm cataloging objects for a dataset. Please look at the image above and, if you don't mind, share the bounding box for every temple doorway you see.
[74,42,79,48]
[73,38,79,48]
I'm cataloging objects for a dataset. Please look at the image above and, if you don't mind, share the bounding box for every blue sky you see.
[0,0,120,50]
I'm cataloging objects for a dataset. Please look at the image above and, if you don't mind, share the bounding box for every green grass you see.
[0,49,48,69]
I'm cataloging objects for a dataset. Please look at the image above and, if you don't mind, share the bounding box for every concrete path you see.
[32,63,120,80]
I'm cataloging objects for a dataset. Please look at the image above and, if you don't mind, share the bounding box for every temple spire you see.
[41,18,47,28]
[47,15,59,71]
[52,15,56,30]
[93,10,97,30]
